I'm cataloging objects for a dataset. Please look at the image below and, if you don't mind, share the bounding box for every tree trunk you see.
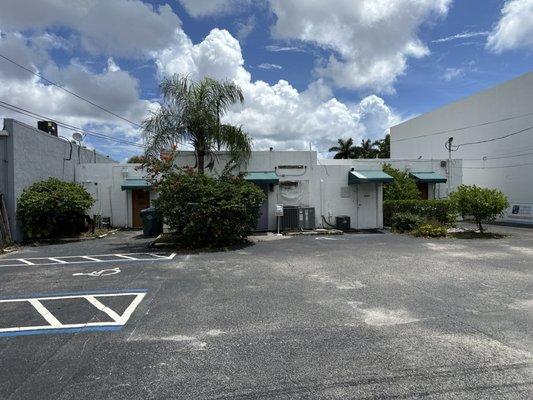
[477,220,484,234]
[197,150,205,173]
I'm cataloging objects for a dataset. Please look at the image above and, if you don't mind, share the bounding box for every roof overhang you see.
[121,179,151,190]
[244,171,279,185]
[410,171,447,183]
[348,170,394,185]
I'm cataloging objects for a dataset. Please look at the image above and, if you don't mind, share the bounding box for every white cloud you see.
[0,33,154,145]
[432,31,489,43]
[177,0,250,17]
[257,63,282,70]
[268,0,451,92]
[0,0,181,57]
[235,16,256,41]
[487,0,533,53]
[155,28,398,152]
[443,67,464,81]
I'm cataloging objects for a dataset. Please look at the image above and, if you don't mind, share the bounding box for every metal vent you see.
[299,208,316,230]
[281,206,299,230]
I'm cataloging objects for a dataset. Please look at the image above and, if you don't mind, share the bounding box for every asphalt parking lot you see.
[0,227,532,399]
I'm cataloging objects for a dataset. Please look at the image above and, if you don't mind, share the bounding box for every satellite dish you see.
[72,132,83,142]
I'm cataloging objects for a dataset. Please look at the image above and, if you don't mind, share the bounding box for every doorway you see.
[256,185,269,231]
[417,183,429,200]
[131,189,150,228]
[356,183,378,229]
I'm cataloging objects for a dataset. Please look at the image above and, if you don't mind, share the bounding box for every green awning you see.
[410,171,447,183]
[121,179,151,190]
[348,170,394,184]
[244,172,279,184]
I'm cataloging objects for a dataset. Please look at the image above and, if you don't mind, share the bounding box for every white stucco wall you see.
[1,118,116,241]
[75,163,156,228]
[76,151,458,231]
[390,72,533,223]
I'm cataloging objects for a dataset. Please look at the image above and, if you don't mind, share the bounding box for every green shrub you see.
[391,212,423,233]
[412,221,447,237]
[382,164,421,201]
[384,199,454,226]
[154,169,265,248]
[449,185,508,233]
[17,178,94,239]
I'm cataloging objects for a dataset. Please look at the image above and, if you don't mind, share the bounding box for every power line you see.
[392,111,533,143]
[0,100,145,149]
[461,161,533,170]
[449,126,533,151]
[0,53,143,128]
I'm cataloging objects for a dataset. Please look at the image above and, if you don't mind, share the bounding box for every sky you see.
[0,0,532,161]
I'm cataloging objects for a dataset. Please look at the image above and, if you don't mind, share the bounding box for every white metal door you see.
[356,183,378,229]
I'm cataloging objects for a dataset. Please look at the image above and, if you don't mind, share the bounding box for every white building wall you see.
[75,163,156,228]
[77,152,458,231]
[390,72,533,223]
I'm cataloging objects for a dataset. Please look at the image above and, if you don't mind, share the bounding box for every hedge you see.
[383,199,454,226]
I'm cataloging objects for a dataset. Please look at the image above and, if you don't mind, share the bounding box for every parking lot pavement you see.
[0,228,532,399]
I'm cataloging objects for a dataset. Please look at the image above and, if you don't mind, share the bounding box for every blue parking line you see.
[0,325,122,338]
[0,288,148,301]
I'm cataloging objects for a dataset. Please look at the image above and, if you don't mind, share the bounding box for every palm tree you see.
[358,138,378,158]
[329,138,355,159]
[142,74,251,173]
[374,134,390,158]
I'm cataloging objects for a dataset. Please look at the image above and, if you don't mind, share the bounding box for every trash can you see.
[140,207,163,236]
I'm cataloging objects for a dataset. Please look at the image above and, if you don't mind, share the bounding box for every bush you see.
[412,221,447,237]
[154,169,265,248]
[449,185,508,233]
[17,178,94,239]
[382,164,420,201]
[391,212,423,233]
[384,199,454,226]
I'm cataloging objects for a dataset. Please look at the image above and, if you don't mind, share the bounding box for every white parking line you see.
[0,291,147,337]
[115,254,138,260]
[81,256,101,262]
[0,253,176,268]
[48,258,68,264]
[27,299,62,327]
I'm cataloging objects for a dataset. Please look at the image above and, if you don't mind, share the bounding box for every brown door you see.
[417,183,429,200]
[132,189,150,228]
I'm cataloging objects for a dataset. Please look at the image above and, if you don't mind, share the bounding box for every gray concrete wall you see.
[1,118,116,241]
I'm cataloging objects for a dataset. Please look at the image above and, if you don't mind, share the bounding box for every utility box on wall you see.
[299,207,315,230]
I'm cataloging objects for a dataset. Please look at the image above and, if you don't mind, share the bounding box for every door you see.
[131,189,150,228]
[417,183,429,200]
[256,185,269,231]
[356,183,378,229]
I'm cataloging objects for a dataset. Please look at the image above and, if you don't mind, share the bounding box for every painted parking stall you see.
[0,252,176,268]
[0,289,147,337]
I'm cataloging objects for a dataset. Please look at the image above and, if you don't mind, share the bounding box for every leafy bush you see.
[412,221,447,237]
[17,178,94,239]
[154,169,265,248]
[449,185,508,233]
[384,199,454,226]
[391,212,423,233]
[382,164,420,201]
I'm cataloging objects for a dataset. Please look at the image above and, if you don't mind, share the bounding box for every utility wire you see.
[392,111,533,142]
[448,126,533,151]
[0,53,143,128]
[461,161,533,170]
[0,100,145,149]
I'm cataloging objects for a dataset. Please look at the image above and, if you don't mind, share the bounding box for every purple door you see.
[256,185,269,231]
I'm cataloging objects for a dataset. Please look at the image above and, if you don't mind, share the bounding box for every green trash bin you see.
[140,207,163,236]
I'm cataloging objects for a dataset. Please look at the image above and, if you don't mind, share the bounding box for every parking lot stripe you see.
[85,296,122,322]
[28,299,62,327]
[48,257,68,264]
[115,254,138,260]
[17,259,35,265]
[81,256,101,262]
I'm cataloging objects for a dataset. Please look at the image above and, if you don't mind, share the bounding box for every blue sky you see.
[0,0,532,160]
